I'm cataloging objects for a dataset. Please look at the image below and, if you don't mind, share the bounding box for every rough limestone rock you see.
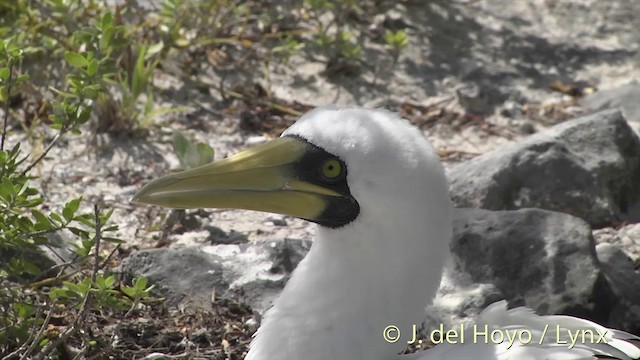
[449,109,640,228]
[120,238,311,313]
[122,208,640,336]
[426,208,633,332]
[595,243,640,334]
[582,82,640,135]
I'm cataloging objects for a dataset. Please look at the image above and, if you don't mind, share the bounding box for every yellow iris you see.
[322,159,342,179]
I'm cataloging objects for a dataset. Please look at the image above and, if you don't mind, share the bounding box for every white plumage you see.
[135,107,640,360]
[251,107,639,360]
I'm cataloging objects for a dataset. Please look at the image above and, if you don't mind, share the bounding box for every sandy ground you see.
[7,0,640,261]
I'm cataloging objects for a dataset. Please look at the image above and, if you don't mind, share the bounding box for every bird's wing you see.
[401,301,640,360]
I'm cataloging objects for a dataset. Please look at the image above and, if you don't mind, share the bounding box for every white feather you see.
[244,107,639,360]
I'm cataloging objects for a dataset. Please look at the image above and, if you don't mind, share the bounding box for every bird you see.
[133,107,640,360]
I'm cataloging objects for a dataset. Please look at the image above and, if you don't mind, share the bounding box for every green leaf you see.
[21,197,44,207]
[384,29,409,51]
[146,42,164,59]
[131,46,149,99]
[63,198,81,222]
[86,59,99,76]
[102,237,125,243]
[101,208,114,222]
[63,281,88,296]
[121,287,137,298]
[50,212,63,224]
[20,260,41,275]
[134,277,147,290]
[74,246,90,257]
[0,67,9,81]
[0,177,16,202]
[103,225,119,232]
[174,38,190,48]
[73,214,94,227]
[184,144,200,169]
[49,288,71,300]
[143,87,155,120]
[31,210,53,231]
[68,227,89,237]
[81,239,94,251]
[196,143,214,164]
[64,52,89,69]
[76,106,92,124]
[172,132,189,159]
[102,26,115,50]
[14,303,36,318]
[82,84,101,100]
[100,13,113,29]
[95,275,107,289]
[13,74,29,83]
[104,275,117,288]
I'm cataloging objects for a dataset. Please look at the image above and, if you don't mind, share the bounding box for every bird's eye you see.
[321,159,343,180]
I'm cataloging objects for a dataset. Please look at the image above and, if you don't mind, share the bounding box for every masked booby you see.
[133,107,640,360]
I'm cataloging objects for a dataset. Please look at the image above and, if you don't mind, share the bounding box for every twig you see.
[71,344,89,360]
[32,205,105,359]
[34,325,76,360]
[99,244,121,270]
[0,60,12,151]
[1,306,41,360]
[123,295,140,318]
[16,299,57,360]
[91,204,102,283]
[23,226,66,241]
[21,130,64,175]
[28,269,79,290]
[224,89,303,117]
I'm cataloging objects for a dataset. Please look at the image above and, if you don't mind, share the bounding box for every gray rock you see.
[453,208,611,318]
[122,208,640,335]
[582,82,640,135]
[428,208,637,333]
[449,109,640,228]
[456,84,496,115]
[120,247,226,309]
[120,238,311,313]
[596,243,640,334]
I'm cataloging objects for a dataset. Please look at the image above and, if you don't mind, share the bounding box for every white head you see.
[134,107,453,360]
[283,106,451,235]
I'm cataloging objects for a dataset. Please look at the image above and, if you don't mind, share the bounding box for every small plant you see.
[1,1,420,357]
[0,13,155,359]
[273,36,305,63]
[385,29,409,65]
[0,38,29,150]
[336,30,362,62]
[172,131,215,170]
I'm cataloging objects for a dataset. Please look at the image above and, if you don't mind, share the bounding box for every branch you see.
[18,300,57,360]
[1,60,13,151]
[21,130,64,175]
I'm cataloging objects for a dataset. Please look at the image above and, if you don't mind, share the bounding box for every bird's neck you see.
[245,209,448,360]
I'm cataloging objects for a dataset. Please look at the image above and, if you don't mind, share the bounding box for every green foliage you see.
[2,2,185,135]
[0,0,413,356]
[0,38,29,105]
[172,131,215,170]
[112,41,169,128]
[273,36,305,62]
[336,30,362,61]
[385,29,409,53]
[0,24,152,359]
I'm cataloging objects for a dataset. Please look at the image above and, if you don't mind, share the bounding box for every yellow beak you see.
[132,137,341,221]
